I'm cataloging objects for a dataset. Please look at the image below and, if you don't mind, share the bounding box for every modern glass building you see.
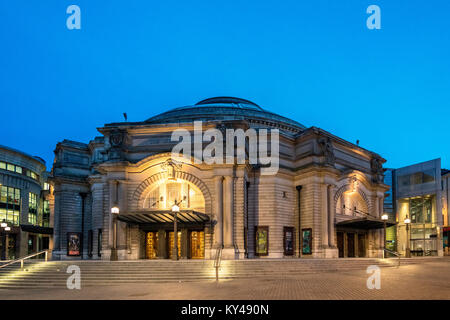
[0,145,53,260]
[384,159,444,257]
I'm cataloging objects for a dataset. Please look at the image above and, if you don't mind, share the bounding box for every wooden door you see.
[190,231,205,259]
[358,234,366,257]
[167,231,181,259]
[146,232,158,259]
[337,232,344,258]
[347,233,355,257]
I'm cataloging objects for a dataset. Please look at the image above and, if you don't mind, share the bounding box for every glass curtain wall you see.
[398,195,438,256]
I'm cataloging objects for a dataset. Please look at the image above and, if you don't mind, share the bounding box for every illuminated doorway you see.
[146,232,158,259]
[167,231,181,259]
[190,231,204,259]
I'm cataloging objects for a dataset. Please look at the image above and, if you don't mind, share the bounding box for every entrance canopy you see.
[336,217,396,230]
[117,210,210,225]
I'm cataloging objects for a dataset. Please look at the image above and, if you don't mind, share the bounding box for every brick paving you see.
[0,260,449,300]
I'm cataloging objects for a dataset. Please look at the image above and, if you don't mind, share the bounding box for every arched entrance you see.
[334,179,372,258]
[121,177,209,259]
[142,179,206,259]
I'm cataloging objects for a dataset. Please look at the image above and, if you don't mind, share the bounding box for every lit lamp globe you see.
[404,216,411,224]
[4,226,11,231]
[111,206,120,215]
[0,221,7,228]
[172,204,180,213]
[381,213,389,221]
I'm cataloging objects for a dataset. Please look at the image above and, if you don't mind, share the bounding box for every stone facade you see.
[51,97,389,260]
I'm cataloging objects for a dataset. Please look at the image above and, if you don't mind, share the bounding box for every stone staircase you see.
[0,257,444,289]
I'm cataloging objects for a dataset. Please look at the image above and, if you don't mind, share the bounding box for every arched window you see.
[337,190,369,216]
[142,180,205,212]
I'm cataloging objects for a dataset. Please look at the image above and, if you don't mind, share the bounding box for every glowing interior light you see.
[111,206,120,214]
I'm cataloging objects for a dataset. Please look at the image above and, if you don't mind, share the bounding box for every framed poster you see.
[301,228,312,255]
[67,232,82,256]
[283,227,294,256]
[255,226,269,256]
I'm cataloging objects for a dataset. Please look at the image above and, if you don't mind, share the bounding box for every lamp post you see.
[172,201,180,260]
[381,213,389,258]
[404,215,411,258]
[110,205,119,261]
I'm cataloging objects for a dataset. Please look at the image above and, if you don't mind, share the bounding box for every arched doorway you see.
[335,186,371,258]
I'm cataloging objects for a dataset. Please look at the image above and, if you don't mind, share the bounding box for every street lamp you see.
[404,215,411,258]
[172,202,180,260]
[381,213,389,257]
[111,206,120,214]
[0,220,6,228]
[110,206,119,261]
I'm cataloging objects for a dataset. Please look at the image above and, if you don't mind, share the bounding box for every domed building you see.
[51,97,391,260]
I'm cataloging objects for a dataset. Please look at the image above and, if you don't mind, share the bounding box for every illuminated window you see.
[28,193,38,225]
[143,180,205,211]
[0,162,24,175]
[26,170,38,180]
[0,186,20,225]
[44,183,50,191]
[336,191,369,216]
[42,200,50,227]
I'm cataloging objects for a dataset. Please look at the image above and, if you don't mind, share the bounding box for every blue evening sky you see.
[1,0,449,169]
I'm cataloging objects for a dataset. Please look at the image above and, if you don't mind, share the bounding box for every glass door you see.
[190,231,204,259]
[167,231,181,259]
[146,232,158,259]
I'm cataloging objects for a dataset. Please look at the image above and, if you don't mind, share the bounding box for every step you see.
[0,257,445,289]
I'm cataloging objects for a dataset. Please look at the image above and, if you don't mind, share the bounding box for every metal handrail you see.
[0,250,49,270]
[214,247,222,282]
[383,248,401,268]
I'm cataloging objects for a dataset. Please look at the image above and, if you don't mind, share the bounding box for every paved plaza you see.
[0,259,449,300]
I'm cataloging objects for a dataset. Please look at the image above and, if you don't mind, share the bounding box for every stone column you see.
[181,229,189,259]
[109,180,119,261]
[52,189,61,258]
[214,176,223,248]
[374,195,380,217]
[321,184,329,248]
[223,176,234,258]
[328,185,336,247]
